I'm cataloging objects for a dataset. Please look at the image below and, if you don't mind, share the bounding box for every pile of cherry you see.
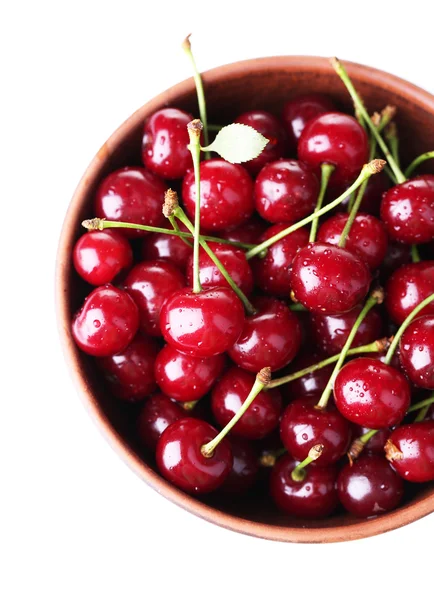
[71,57,434,521]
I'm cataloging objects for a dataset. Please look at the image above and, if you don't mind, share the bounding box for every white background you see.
[2,1,433,598]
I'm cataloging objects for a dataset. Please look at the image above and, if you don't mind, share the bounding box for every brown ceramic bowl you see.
[56,56,434,543]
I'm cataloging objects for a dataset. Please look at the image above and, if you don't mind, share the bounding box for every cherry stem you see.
[331,58,406,184]
[405,150,434,178]
[385,122,400,169]
[187,119,205,293]
[316,290,383,410]
[411,245,421,263]
[347,428,379,465]
[245,160,385,260]
[384,291,434,365]
[168,215,192,248]
[291,444,324,482]
[208,124,225,132]
[309,163,335,242]
[407,396,434,419]
[259,448,287,468]
[201,368,271,458]
[289,302,307,312]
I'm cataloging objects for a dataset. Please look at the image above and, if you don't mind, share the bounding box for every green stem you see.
[385,123,400,169]
[407,396,434,417]
[169,215,192,248]
[208,124,225,132]
[411,245,421,263]
[187,120,204,293]
[405,150,434,178]
[309,163,335,242]
[289,303,307,312]
[360,429,379,444]
[384,164,398,184]
[291,445,324,482]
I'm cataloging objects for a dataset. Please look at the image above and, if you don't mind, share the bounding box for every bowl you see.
[56,55,434,543]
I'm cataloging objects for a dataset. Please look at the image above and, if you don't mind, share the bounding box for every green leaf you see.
[201,123,268,164]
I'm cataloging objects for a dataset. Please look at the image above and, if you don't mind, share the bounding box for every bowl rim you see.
[56,55,434,543]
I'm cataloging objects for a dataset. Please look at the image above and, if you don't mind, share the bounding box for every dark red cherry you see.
[211,367,282,439]
[220,437,258,495]
[380,175,434,244]
[254,159,319,224]
[290,242,371,315]
[309,305,382,357]
[154,344,225,403]
[254,225,309,297]
[228,297,301,373]
[182,159,254,231]
[270,454,338,518]
[385,261,434,324]
[72,284,139,357]
[298,112,369,188]
[334,357,411,428]
[338,171,390,215]
[222,216,268,246]
[160,287,245,358]
[399,315,434,389]
[97,333,158,401]
[351,425,392,454]
[94,167,166,238]
[73,230,133,285]
[142,107,193,179]
[280,397,351,466]
[124,260,185,337]
[386,422,434,482]
[380,241,411,281]
[337,455,404,517]
[234,110,287,175]
[283,352,334,399]
[156,418,232,494]
[282,93,336,151]
[185,242,253,295]
[141,222,192,271]
[317,213,388,271]
[137,392,185,450]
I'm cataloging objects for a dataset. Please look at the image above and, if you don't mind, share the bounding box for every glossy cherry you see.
[141,222,192,271]
[94,167,166,238]
[142,107,193,179]
[156,417,232,494]
[73,230,133,285]
[254,159,319,224]
[337,455,404,517]
[399,316,434,389]
[282,93,336,151]
[137,393,185,450]
[351,425,392,454]
[228,297,301,373]
[334,357,411,428]
[283,352,334,399]
[211,367,282,439]
[182,159,254,231]
[222,216,267,246]
[380,241,411,281]
[385,261,434,324]
[71,284,139,357]
[290,242,371,315]
[220,437,259,495]
[386,422,434,482]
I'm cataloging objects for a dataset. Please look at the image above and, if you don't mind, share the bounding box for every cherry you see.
[298,112,369,188]
[228,297,301,373]
[270,454,338,518]
[282,93,336,151]
[234,110,287,175]
[380,241,411,281]
[73,230,133,286]
[220,437,258,495]
[97,333,158,401]
[142,107,193,179]
[124,259,185,337]
[222,216,267,246]
[317,213,388,271]
[141,222,192,271]
[334,357,411,428]
[399,315,434,389]
[182,159,254,231]
[385,261,434,324]
[351,425,392,454]
[72,284,139,357]
[337,455,404,517]
[154,343,225,402]
[185,242,253,295]
[290,242,371,315]
[137,393,185,450]
[380,175,434,244]
[386,422,434,482]
[253,225,309,297]
[156,417,232,494]
[94,167,166,238]
[280,397,351,466]
[283,352,334,399]
[338,171,390,216]
[254,159,319,224]
[211,367,282,439]
[160,287,245,358]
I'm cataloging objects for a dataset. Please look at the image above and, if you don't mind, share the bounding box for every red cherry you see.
[220,437,259,495]
[298,112,369,188]
[94,167,166,238]
[270,454,338,518]
[338,171,390,216]
[73,230,133,285]
[337,455,404,517]
[160,287,245,358]
[228,297,301,373]
[254,160,319,224]
[142,108,193,179]
[290,242,371,315]
[282,93,336,151]
[399,315,434,389]
[385,261,434,324]
[211,367,282,439]
[72,284,139,357]
[141,222,192,271]
[334,357,411,428]
[154,344,225,402]
[380,175,434,244]
[137,393,185,450]
[156,418,232,494]
[182,159,254,231]
[351,425,392,454]
[222,216,268,246]
[124,260,185,337]
[282,352,334,399]
[386,422,434,482]
[380,241,411,281]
